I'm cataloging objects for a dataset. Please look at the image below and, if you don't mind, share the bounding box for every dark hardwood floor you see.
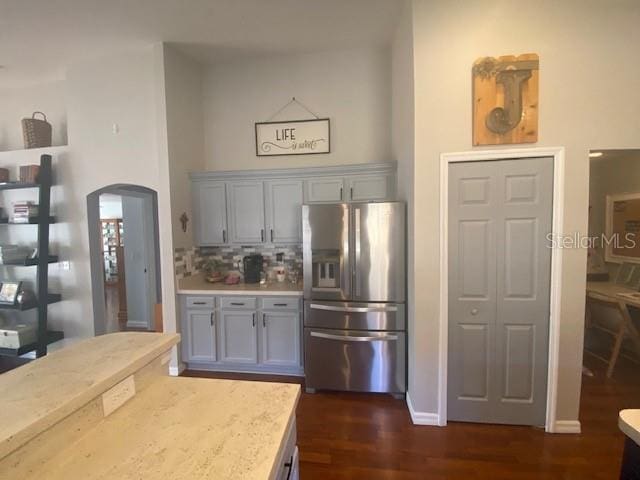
[185,354,639,479]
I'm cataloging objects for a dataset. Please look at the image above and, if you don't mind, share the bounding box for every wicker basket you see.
[21,112,52,149]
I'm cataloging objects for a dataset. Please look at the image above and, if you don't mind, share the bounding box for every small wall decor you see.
[179,212,189,233]
[472,53,539,146]
[605,192,640,263]
[256,97,330,156]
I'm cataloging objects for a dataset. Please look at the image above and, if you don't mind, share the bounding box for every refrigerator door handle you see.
[354,206,361,298]
[309,303,398,313]
[310,331,398,342]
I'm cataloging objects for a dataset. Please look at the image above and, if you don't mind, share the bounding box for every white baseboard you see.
[169,362,185,377]
[406,392,441,426]
[553,420,581,434]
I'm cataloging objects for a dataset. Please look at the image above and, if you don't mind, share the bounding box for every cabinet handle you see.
[252,313,256,327]
[274,303,288,307]
[340,187,343,200]
[270,229,274,242]
[222,229,227,243]
[350,187,353,200]
[210,312,214,326]
[193,301,206,305]
[261,229,264,242]
[230,302,245,306]
[262,313,266,327]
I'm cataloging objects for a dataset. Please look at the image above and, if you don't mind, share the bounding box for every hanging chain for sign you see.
[256,97,330,157]
[267,97,321,121]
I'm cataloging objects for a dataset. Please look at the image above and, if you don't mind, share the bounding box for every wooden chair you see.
[585,292,640,378]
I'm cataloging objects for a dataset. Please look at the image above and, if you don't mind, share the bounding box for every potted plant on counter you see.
[203,259,224,283]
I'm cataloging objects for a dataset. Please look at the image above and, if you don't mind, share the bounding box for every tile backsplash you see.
[175,245,302,280]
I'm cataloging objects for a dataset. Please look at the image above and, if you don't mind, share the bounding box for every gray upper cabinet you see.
[193,182,228,245]
[220,310,258,364]
[227,181,266,244]
[190,164,397,245]
[304,176,345,203]
[265,180,303,244]
[185,310,216,362]
[346,174,394,202]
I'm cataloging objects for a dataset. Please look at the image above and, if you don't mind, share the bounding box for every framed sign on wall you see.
[605,192,640,263]
[255,118,330,156]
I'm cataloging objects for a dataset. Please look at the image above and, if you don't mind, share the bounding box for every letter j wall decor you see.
[472,53,539,146]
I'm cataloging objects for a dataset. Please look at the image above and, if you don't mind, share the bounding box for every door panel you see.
[260,311,300,367]
[352,202,405,302]
[227,181,265,244]
[346,175,392,202]
[448,157,553,427]
[304,177,345,203]
[220,310,258,364]
[459,324,490,400]
[303,204,350,300]
[186,310,216,362]
[265,180,303,244]
[194,182,227,245]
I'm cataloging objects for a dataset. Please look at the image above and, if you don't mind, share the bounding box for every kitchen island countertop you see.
[620,409,640,446]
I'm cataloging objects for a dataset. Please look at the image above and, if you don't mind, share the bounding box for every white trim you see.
[406,392,440,426]
[553,420,582,434]
[438,146,565,434]
[169,362,185,377]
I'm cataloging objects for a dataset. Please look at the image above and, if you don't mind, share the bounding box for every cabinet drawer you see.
[261,297,300,310]
[220,297,257,309]
[186,297,215,309]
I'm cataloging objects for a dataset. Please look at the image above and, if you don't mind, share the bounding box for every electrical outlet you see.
[60,261,71,271]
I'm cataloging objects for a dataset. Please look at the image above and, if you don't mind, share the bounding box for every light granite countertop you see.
[0,332,180,459]
[620,409,640,446]
[11,376,300,480]
[178,273,303,296]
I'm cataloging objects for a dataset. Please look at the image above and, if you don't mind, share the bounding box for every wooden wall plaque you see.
[473,53,539,146]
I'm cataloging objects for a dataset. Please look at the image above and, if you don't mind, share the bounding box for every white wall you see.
[0,81,68,152]
[202,47,391,170]
[99,194,122,219]
[161,45,206,249]
[391,0,416,410]
[409,0,640,424]
[0,46,178,341]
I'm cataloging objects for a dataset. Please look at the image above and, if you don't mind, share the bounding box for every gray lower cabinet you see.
[220,310,258,364]
[185,309,216,362]
[182,295,302,375]
[260,311,300,368]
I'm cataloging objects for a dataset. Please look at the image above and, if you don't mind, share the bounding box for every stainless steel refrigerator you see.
[302,202,406,395]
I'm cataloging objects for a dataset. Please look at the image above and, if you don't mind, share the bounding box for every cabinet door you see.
[220,310,258,364]
[193,182,228,245]
[227,181,266,244]
[304,176,346,203]
[186,310,216,362]
[265,180,303,244]
[260,311,300,368]
[346,174,394,202]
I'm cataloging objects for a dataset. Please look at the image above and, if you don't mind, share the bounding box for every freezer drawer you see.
[304,300,405,331]
[304,328,406,393]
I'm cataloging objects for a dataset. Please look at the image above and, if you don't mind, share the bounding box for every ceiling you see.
[0,0,402,88]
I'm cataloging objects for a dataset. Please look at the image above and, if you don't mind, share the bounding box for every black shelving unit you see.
[0,155,63,358]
